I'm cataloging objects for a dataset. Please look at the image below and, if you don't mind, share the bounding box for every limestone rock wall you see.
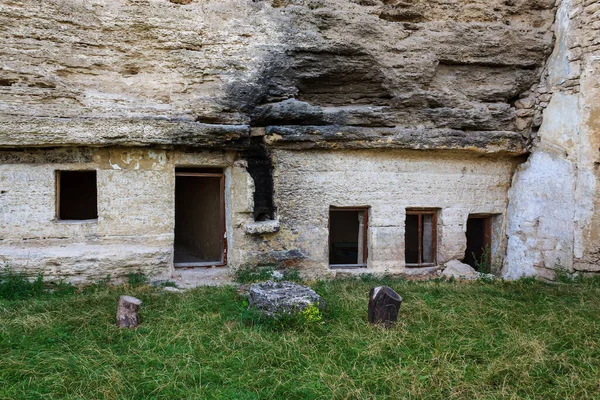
[0,147,256,282]
[504,0,600,279]
[242,149,519,276]
[5,0,597,281]
[0,0,556,148]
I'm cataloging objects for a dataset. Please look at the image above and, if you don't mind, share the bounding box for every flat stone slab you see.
[247,281,325,315]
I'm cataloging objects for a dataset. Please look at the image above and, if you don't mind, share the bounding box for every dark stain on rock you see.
[379,9,425,23]
[290,49,393,107]
[0,148,95,164]
[121,64,140,76]
[243,136,276,221]
[223,46,392,125]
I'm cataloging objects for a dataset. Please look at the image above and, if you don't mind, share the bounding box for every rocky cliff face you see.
[0,0,556,152]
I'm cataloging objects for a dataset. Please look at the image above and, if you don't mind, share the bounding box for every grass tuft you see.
[127,270,149,287]
[0,267,45,300]
[233,264,303,284]
[0,265,76,300]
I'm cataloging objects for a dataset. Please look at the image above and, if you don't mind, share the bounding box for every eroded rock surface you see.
[247,280,325,315]
[0,0,556,151]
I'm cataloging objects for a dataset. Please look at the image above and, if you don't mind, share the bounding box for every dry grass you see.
[1,277,600,399]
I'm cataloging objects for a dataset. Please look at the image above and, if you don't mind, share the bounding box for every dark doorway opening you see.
[56,170,98,220]
[329,207,368,268]
[174,169,226,267]
[464,216,492,270]
[405,210,437,267]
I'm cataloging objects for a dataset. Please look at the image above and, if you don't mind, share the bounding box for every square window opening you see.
[405,209,437,267]
[329,207,369,268]
[56,170,98,221]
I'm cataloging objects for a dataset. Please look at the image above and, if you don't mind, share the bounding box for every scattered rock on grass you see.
[162,286,182,293]
[116,295,142,328]
[441,260,479,280]
[248,280,324,315]
[368,286,402,328]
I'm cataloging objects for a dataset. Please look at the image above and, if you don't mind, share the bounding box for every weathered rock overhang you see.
[0,116,250,150]
[0,0,556,158]
[264,126,528,155]
[0,117,527,156]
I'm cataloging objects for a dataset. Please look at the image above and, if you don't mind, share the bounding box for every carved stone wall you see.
[2,0,597,280]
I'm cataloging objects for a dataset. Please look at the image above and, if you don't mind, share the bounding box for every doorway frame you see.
[173,169,227,268]
[464,214,493,270]
[328,206,370,269]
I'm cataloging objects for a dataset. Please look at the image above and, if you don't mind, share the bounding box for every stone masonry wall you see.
[1,146,518,281]
[504,0,600,279]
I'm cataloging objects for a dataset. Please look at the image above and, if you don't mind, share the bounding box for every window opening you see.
[329,207,368,268]
[464,215,492,270]
[405,209,437,267]
[56,170,98,220]
[174,168,226,267]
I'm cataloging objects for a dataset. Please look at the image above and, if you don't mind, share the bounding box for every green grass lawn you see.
[1,276,599,399]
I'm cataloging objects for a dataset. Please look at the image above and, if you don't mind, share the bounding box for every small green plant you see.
[233,264,303,283]
[0,266,45,300]
[280,268,303,283]
[47,279,77,296]
[237,297,324,331]
[298,304,323,325]
[233,264,276,283]
[553,264,600,286]
[81,274,112,293]
[554,263,573,283]
[127,270,148,286]
[473,245,492,273]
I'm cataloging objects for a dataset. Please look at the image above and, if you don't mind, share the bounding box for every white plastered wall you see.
[504,0,599,279]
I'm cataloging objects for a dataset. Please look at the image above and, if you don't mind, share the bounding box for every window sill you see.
[329,264,367,269]
[54,219,98,224]
[405,264,437,268]
[244,220,280,235]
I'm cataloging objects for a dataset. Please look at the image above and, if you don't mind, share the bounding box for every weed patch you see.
[233,264,303,284]
[0,266,75,300]
[127,270,149,286]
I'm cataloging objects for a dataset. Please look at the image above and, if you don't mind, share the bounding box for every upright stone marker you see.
[368,286,402,328]
[116,295,142,328]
